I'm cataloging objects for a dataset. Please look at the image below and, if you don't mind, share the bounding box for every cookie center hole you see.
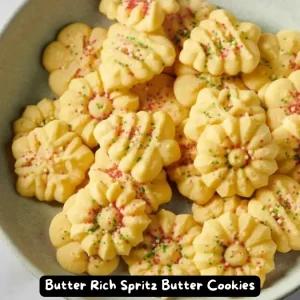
[97,207,121,231]
[224,243,248,267]
[155,241,181,265]
[88,96,113,120]
[228,149,247,168]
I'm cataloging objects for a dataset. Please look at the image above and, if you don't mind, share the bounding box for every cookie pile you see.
[11,0,300,288]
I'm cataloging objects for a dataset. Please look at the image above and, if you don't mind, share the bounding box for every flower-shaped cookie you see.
[167,120,215,204]
[132,74,189,126]
[43,23,107,96]
[243,31,300,102]
[49,213,120,275]
[174,72,247,108]
[163,0,216,52]
[49,180,151,275]
[248,174,300,253]
[94,111,181,183]
[179,9,261,76]
[12,120,94,203]
[99,23,176,90]
[193,212,276,286]
[192,195,249,226]
[89,148,172,213]
[100,0,179,33]
[123,209,201,275]
[59,71,139,148]
[13,98,59,140]
[272,116,300,182]
[195,116,278,197]
[184,88,266,142]
[264,70,300,131]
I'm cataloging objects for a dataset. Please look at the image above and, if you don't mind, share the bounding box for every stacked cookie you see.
[10,0,300,288]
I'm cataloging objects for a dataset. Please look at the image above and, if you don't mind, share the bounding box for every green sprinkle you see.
[88,227,98,233]
[147,251,155,258]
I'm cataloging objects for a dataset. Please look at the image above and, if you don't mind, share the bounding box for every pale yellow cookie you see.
[100,0,179,33]
[49,213,119,275]
[243,31,300,102]
[132,74,189,126]
[163,0,216,52]
[43,23,107,96]
[264,70,300,131]
[174,60,200,76]
[49,180,150,274]
[166,120,215,204]
[174,73,247,108]
[193,212,276,286]
[272,116,300,182]
[94,111,181,183]
[99,23,176,90]
[195,116,278,197]
[89,148,172,213]
[59,71,139,148]
[12,120,94,203]
[192,195,249,226]
[13,98,59,140]
[163,59,194,77]
[179,9,261,76]
[248,175,300,253]
[184,88,266,142]
[123,209,201,275]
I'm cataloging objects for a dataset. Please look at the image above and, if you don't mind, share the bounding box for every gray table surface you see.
[0,1,299,299]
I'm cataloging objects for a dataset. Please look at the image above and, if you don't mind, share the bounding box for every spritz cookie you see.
[192,195,249,226]
[163,0,216,52]
[272,116,300,182]
[100,0,179,33]
[174,73,246,108]
[49,180,151,275]
[179,9,261,76]
[248,175,300,253]
[167,120,215,204]
[43,23,107,96]
[59,71,139,148]
[89,148,172,213]
[13,98,59,140]
[264,70,300,131]
[49,213,119,275]
[243,30,300,102]
[99,23,176,90]
[12,120,94,203]
[195,116,278,197]
[132,74,189,126]
[174,60,199,76]
[94,111,181,183]
[123,209,201,275]
[184,88,266,142]
[193,212,276,286]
